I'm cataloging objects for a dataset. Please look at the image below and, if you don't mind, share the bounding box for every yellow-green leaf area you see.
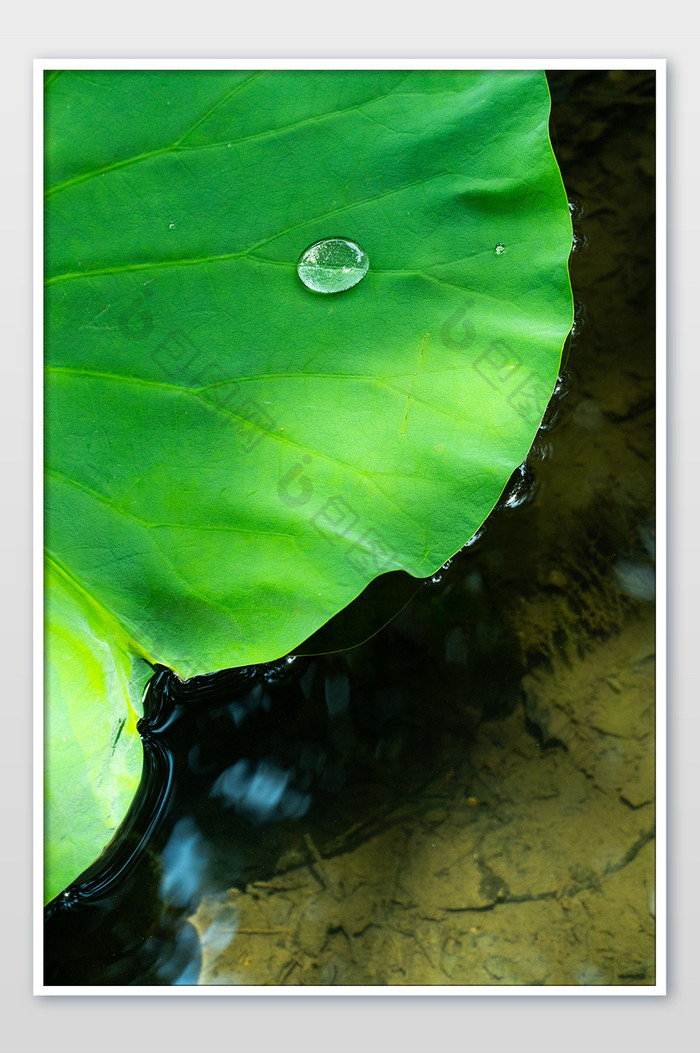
[44,559,149,902]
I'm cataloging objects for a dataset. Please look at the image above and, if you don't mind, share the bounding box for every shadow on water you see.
[44,68,657,987]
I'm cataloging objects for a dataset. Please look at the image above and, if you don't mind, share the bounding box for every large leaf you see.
[44,68,573,897]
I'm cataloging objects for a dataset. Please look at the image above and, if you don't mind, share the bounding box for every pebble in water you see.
[297,237,369,294]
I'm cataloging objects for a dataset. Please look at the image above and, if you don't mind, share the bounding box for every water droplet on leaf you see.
[168,222,175,229]
[297,237,369,294]
[495,242,506,255]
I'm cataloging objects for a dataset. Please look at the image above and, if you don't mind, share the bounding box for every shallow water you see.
[44,68,656,988]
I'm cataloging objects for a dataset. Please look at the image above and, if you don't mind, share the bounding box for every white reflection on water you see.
[189,895,246,985]
[159,817,210,909]
[170,952,201,985]
[199,904,239,957]
[210,757,310,823]
[614,559,655,601]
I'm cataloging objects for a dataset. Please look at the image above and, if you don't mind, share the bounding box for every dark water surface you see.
[44,69,657,988]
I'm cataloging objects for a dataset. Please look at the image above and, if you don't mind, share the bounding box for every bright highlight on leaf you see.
[44,559,150,902]
[44,68,573,900]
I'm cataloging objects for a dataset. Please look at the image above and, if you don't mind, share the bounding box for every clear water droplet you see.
[495,242,506,255]
[498,463,537,511]
[571,298,587,338]
[429,556,453,586]
[168,222,175,229]
[540,371,570,433]
[568,196,584,222]
[553,370,571,399]
[297,237,369,294]
[462,526,486,550]
[531,437,554,462]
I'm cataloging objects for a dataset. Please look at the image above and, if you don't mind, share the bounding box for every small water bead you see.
[462,526,486,550]
[530,436,554,463]
[499,462,537,511]
[495,242,506,255]
[571,298,587,338]
[553,370,571,400]
[429,556,453,585]
[297,237,369,294]
[568,196,584,223]
[568,198,587,253]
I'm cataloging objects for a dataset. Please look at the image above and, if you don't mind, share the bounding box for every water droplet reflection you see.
[540,371,571,432]
[498,463,537,511]
[429,557,453,586]
[495,242,506,255]
[571,299,587,339]
[462,526,486,550]
[530,437,554,462]
[297,237,369,293]
[568,196,584,222]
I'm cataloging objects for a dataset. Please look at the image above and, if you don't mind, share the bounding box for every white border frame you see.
[33,57,667,997]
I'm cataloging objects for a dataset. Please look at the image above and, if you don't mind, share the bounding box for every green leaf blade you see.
[45,69,573,894]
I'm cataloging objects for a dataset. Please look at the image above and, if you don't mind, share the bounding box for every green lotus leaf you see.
[44,558,150,902]
[44,68,573,899]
